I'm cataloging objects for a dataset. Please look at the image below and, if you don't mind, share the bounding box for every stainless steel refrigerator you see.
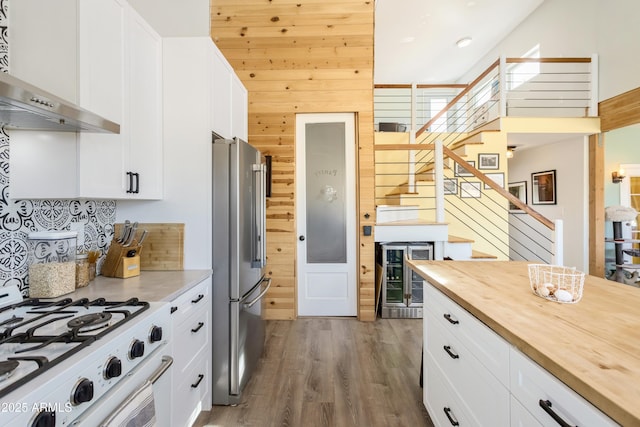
[212,135,270,405]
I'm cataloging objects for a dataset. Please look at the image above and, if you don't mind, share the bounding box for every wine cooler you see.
[377,242,433,318]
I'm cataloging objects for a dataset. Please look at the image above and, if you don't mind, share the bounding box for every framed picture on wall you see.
[484,173,504,190]
[508,181,527,212]
[478,153,499,170]
[460,182,481,198]
[532,170,556,205]
[444,178,458,195]
[454,160,475,177]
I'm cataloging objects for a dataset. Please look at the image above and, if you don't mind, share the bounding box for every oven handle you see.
[148,355,173,384]
[97,356,173,426]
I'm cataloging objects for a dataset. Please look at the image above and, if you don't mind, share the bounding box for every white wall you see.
[508,137,588,271]
[459,0,640,101]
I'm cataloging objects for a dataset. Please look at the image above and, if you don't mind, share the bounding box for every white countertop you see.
[68,270,212,302]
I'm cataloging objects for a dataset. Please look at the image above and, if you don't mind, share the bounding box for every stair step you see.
[471,250,498,260]
[448,235,474,244]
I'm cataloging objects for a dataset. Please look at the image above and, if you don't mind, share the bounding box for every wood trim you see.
[416,59,500,138]
[374,84,468,89]
[505,57,592,63]
[443,147,556,231]
[589,133,605,277]
[374,144,435,151]
[598,86,640,131]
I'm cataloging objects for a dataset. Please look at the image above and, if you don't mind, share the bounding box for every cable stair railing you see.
[373,55,598,263]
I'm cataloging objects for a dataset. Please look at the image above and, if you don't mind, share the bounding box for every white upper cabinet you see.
[231,75,248,141]
[9,0,163,200]
[210,50,232,139]
[79,1,163,200]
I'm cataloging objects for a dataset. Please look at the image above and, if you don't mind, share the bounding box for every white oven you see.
[0,286,172,427]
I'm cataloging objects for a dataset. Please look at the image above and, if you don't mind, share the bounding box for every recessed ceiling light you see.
[467,1,477,7]
[401,36,415,43]
[456,37,473,48]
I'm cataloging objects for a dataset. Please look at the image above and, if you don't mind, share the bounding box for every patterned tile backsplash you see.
[0,0,116,295]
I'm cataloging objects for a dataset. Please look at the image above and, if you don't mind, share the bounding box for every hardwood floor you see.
[195,318,434,427]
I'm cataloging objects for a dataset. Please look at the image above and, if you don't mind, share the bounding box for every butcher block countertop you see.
[70,269,212,302]
[406,260,640,426]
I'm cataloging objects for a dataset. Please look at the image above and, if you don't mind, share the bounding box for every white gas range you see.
[0,284,172,427]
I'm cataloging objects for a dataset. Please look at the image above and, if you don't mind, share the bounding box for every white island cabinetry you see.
[422,278,617,427]
[169,276,212,427]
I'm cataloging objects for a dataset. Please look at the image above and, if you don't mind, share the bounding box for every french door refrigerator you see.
[212,136,271,405]
[378,242,432,318]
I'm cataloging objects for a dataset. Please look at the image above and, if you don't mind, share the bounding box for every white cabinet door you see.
[77,0,127,199]
[231,75,248,141]
[126,8,163,199]
[9,0,78,103]
[210,49,232,139]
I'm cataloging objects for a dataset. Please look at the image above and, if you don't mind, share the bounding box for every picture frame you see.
[531,170,556,205]
[483,173,504,190]
[454,160,475,177]
[508,181,527,212]
[460,181,481,198]
[478,153,499,170]
[444,178,458,195]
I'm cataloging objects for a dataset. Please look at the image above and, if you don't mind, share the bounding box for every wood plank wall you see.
[210,0,376,321]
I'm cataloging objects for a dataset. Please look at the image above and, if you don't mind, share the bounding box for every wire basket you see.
[528,264,585,304]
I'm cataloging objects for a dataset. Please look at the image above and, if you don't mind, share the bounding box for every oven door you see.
[70,347,173,426]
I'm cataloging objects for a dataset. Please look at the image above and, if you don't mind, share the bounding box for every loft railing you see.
[372,55,595,263]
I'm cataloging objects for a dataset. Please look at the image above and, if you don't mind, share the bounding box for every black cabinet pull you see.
[191,374,204,388]
[443,313,459,325]
[126,172,133,193]
[443,407,459,426]
[191,294,204,304]
[443,345,459,359]
[539,399,576,427]
[170,306,178,314]
[133,172,140,194]
[191,322,204,333]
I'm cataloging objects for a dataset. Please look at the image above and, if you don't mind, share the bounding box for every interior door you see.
[296,113,357,316]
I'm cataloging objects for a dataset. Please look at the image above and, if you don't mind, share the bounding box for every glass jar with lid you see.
[28,231,78,298]
[76,253,90,288]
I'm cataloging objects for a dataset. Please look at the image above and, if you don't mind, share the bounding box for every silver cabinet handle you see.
[243,278,272,308]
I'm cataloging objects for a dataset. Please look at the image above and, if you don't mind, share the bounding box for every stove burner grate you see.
[67,312,113,332]
[0,360,19,382]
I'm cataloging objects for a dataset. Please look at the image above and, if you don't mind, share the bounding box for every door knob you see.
[299,235,305,241]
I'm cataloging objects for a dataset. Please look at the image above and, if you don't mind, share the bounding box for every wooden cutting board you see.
[114,223,184,270]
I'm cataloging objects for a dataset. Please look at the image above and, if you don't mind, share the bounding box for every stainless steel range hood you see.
[0,72,120,133]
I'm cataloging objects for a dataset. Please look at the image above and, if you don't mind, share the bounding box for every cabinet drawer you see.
[510,349,617,427]
[425,281,509,386]
[170,278,211,320]
[425,310,509,426]
[511,396,543,427]
[424,352,478,427]
[173,307,210,374]
[172,353,210,427]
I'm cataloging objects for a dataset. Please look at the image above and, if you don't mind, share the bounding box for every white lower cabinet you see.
[423,280,618,426]
[510,349,616,427]
[169,277,212,427]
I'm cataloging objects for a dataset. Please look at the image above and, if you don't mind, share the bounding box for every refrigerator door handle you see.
[243,278,272,308]
[252,163,267,268]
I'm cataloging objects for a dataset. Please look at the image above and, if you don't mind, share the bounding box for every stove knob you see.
[71,378,94,405]
[149,325,163,343]
[129,339,145,359]
[104,356,122,379]
[31,410,55,427]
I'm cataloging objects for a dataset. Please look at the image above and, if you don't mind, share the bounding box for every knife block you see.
[101,239,143,278]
